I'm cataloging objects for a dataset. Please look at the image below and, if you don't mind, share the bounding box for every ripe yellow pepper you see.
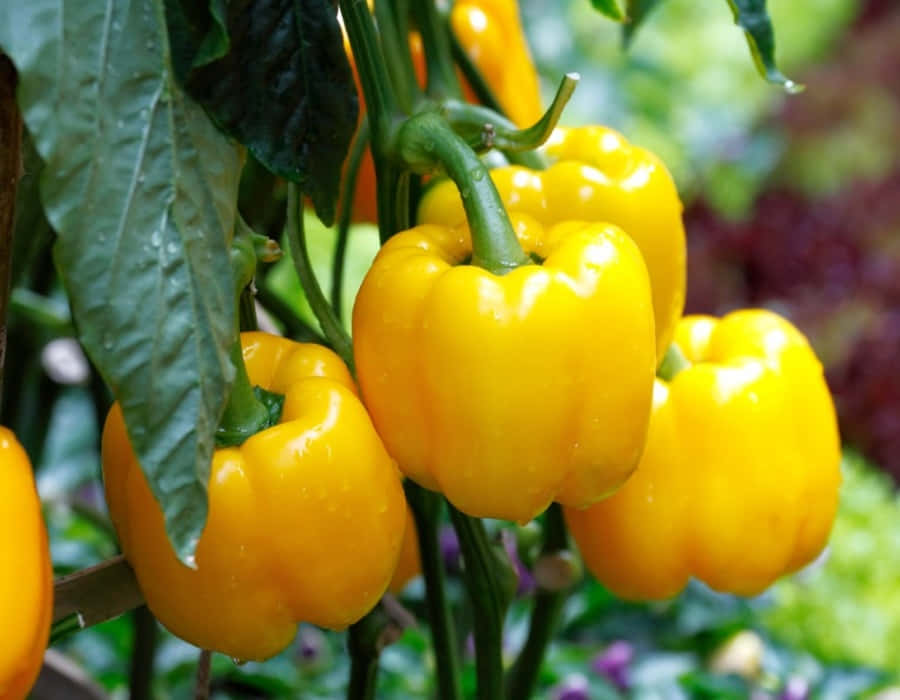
[565,310,841,599]
[102,332,407,661]
[0,428,52,700]
[388,505,421,594]
[418,125,686,361]
[346,0,543,222]
[353,214,656,523]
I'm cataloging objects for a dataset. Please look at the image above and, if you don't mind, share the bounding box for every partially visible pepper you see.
[103,332,407,661]
[565,310,841,599]
[353,214,656,522]
[0,427,52,700]
[388,505,421,594]
[419,125,686,360]
[345,0,543,222]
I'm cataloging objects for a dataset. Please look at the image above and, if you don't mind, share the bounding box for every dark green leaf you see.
[622,0,666,46]
[2,0,242,562]
[589,0,626,22]
[166,0,359,225]
[725,0,802,92]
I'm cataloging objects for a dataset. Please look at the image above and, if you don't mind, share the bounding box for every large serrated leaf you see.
[726,0,801,92]
[589,0,626,22]
[1,0,242,562]
[623,0,665,45]
[166,0,358,226]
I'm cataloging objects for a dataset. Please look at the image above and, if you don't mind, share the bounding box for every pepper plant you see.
[0,1,836,698]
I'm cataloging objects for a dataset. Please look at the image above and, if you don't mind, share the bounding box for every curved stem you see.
[405,483,462,700]
[445,73,579,154]
[286,184,355,370]
[396,112,529,274]
[215,338,271,446]
[505,504,568,700]
[332,119,371,318]
[448,503,515,700]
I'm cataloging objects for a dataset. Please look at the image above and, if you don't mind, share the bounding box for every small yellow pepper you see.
[419,125,686,361]
[102,332,407,661]
[565,310,841,599]
[353,214,656,522]
[0,427,52,700]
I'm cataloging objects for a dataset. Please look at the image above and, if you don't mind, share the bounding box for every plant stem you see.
[505,504,568,700]
[339,0,397,146]
[346,615,381,700]
[411,0,461,99]
[332,119,370,318]
[396,111,529,274]
[444,73,579,155]
[448,504,515,700]
[215,338,270,446]
[286,184,355,370]
[0,54,22,404]
[657,342,690,380]
[405,483,462,700]
[129,606,157,700]
[195,650,212,700]
[254,281,326,344]
[373,0,418,113]
[52,556,144,635]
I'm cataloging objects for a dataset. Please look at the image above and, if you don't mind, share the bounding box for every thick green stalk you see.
[396,111,529,274]
[448,504,515,700]
[405,483,462,700]
[505,504,569,700]
[285,184,355,370]
[373,0,418,112]
[216,338,270,445]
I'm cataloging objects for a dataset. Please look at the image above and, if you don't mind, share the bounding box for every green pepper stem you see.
[346,613,382,700]
[332,119,370,319]
[445,73,579,154]
[405,483,463,700]
[396,111,529,274]
[448,503,515,700]
[411,0,461,100]
[286,184,355,371]
[339,0,397,145]
[216,337,270,445]
[373,0,418,113]
[657,342,690,380]
[504,504,569,700]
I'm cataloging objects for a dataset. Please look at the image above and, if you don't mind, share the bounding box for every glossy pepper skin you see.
[352,214,656,522]
[565,310,841,600]
[102,332,407,661]
[346,0,543,222]
[419,125,686,361]
[0,428,52,700]
[388,505,421,594]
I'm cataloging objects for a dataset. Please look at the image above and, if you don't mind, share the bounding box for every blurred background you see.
[12,0,900,697]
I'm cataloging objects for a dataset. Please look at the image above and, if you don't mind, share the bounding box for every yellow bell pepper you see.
[418,125,686,361]
[352,214,656,523]
[102,332,408,661]
[565,310,841,599]
[0,428,52,700]
[388,505,421,594]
